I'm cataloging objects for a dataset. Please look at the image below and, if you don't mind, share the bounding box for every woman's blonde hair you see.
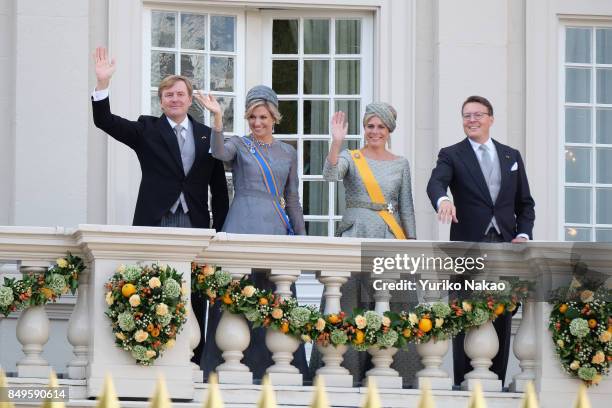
[245,100,283,124]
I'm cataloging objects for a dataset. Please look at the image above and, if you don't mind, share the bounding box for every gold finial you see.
[417,379,436,408]
[203,373,224,408]
[96,373,120,408]
[467,381,487,408]
[257,376,277,408]
[361,378,381,408]
[310,376,330,408]
[149,374,171,408]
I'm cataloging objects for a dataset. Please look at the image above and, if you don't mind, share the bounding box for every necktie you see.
[174,124,184,151]
[479,144,493,183]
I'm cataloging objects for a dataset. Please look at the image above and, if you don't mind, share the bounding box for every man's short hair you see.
[461,95,494,116]
[158,75,193,99]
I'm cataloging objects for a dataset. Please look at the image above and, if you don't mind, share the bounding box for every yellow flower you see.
[166,339,176,349]
[592,351,605,364]
[159,264,168,272]
[116,264,126,273]
[507,303,517,313]
[271,308,283,319]
[354,315,367,329]
[315,318,326,331]
[129,294,141,307]
[462,301,473,312]
[115,332,126,341]
[156,303,169,316]
[40,287,54,299]
[56,258,68,268]
[145,350,157,359]
[570,361,580,370]
[593,374,603,384]
[105,291,114,306]
[206,289,216,299]
[580,290,594,303]
[242,285,256,298]
[599,330,611,343]
[301,334,312,343]
[382,316,391,327]
[435,317,445,328]
[181,282,188,296]
[134,330,148,342]
[408,313,419,325]
[557,339,564,348]
[148,277,161,289]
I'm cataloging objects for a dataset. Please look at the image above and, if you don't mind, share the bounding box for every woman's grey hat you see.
[364,102,397,132]
[245,85,279,108]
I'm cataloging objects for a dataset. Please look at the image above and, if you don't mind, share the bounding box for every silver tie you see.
[174,124,185,151]
[479,144,493,184]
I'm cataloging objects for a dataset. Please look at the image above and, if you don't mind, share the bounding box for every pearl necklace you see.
[251,136,274,148]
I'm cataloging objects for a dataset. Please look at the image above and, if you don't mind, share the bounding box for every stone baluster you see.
[415,272,452,390]
[215,266,253,384]
[365,272,402,389]
[67,264,89,379]
[314,270,353,387]
[265,268,302,385]
[187,293,203,382]
[16,262,51,378]
[510,300,536,391]
[461,319,502,391]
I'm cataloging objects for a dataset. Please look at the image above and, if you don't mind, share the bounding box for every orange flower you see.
[222,293,232,305]
[151,327,161,337]
[494,304,505,316]
[588,319,598,329]
[259,297,269,305]
[354,329,365,344]
[402,328,412,338]
[327,314,341,324]
[559,304,568,314]
[418,318,433,333]
[280,322,289,333]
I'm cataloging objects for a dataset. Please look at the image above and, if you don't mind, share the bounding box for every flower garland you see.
[104,263,188,365]
[549,281,612,386]
[0,252,84,317]
[191,263,526,351]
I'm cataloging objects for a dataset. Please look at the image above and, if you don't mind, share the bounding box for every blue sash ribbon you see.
[242,136,295,235]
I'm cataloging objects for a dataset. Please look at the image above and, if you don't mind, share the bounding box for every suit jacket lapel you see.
[158,115,184,173]
[459,138,493,205]
[189,117,209,177]
[493,139,511,204]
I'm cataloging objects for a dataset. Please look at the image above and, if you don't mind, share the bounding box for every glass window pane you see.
[181,13,206,50]
[335,100,361,135]
[188,102,206,124]
[596,148,612,184]
[596,68,612,104]
[210,56,234,92]
[276,100,297,134]
[596,28,612,64]
[152,11,176,48]
[596,188,612,224]
[150,91,161,116]
[151,51,176,87]
[341,139,360,151]
[304,100,329,135]
[336,60,360,95]
[304,19,329,54]
[306,221,328,237]
[596,229,612,242]
[272,60,298,94]
[566,68,591,103]
[212,96,234,133]
[565,27,591,63]
[565,227,591,241]
[596,109,612,144]
[303,181,329,215]
[565,187,591,224]
[304,140,328,175]
[336,20,361,54]
[273,20,298,54]
[211,15,235,52]
[278,139,297,150]
[335,181,347,215]
[565,147,591,183]
[565,107,591,143]
[180,53,205,90]
[304,60,329,94]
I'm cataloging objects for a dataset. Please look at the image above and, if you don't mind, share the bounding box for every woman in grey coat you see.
[194,85,309,382]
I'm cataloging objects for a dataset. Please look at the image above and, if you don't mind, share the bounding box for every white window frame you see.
[559,21,612,242]
[261,10,374,236]
[142,5,246,136]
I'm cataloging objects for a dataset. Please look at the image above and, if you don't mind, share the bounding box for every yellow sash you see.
[349,150,407,239]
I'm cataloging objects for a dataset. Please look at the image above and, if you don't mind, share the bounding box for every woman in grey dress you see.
[194,85,310,382]
[310,103,420,386]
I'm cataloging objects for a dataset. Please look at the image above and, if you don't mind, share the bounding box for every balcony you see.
[0,225,610,407]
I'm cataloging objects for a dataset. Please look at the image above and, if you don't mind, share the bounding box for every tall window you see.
[264,14,373,236]
[144,10,240,133]
[563,26,612,242]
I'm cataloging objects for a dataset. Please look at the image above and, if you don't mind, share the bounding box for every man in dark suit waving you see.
[426,95,535,386]
[91,46,229,364]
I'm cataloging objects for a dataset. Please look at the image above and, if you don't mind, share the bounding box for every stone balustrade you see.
[0,225,610,408]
